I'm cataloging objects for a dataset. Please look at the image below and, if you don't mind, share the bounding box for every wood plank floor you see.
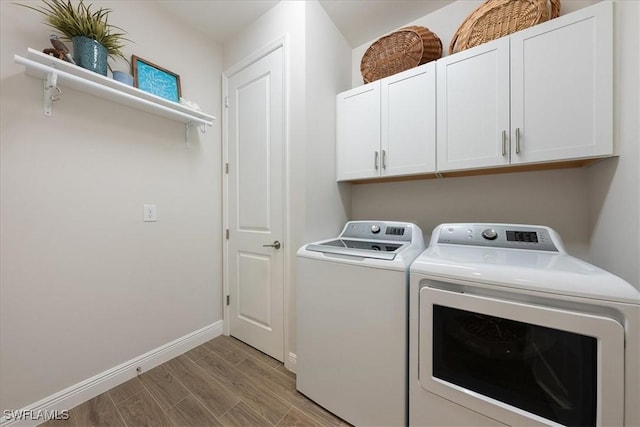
[39,336,349,427]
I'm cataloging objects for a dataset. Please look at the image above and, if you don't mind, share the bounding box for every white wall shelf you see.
[14,48,216,129]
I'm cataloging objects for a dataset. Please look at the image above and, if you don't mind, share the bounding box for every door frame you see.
[222,36,291,368]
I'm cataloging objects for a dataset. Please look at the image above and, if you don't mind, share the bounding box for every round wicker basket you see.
[361,26,442,84]
[402,26,443,65]
[449,0,561,55]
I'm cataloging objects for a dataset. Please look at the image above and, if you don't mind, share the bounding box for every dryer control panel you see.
[436,223,561,252]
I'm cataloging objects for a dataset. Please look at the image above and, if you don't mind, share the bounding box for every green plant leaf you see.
[14,0,130,60]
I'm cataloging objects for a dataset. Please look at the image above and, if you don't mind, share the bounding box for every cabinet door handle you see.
[515,128,521,154]
[374,150,379,170]
[502,130,507,156]
[382,150,387,169]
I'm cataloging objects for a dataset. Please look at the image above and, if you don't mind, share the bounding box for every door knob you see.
[263,240,281,249]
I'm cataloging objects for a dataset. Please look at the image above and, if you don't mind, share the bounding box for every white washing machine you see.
[410,223,639,427]
[297,220,425,427]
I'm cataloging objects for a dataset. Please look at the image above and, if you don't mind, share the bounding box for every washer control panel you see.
[341,221,414,242]
[437,224,559,252]
[481,228,498,240]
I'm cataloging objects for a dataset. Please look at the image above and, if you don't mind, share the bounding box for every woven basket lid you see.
[449,0,561,54]
[361,28,424,84]
[361,26,442,84]
[400,26,443,65]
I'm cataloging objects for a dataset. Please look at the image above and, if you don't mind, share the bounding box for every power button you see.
[482,228,498,240]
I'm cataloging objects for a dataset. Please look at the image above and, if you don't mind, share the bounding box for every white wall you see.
[352,169,591,256]
[0,1,223,411]
[300,0,352,355]
[348,0,640,288]
[304,1,352,243]
[587,1,640,288]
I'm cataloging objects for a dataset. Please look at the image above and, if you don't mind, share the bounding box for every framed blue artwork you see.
[131,55,181,102]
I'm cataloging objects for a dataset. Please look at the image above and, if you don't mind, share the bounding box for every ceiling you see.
[319,0,454,47]
[155,1,280,45]
[156,1,454,48]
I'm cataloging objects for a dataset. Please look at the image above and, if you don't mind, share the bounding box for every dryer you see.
[410,223,639,427]
[297,221,424,426]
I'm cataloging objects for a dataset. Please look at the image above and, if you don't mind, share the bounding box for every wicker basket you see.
[361,26,442,84]
[449,0,561,55]
[401,26,443,66]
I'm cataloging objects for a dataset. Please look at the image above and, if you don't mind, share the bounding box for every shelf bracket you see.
[44,72,61,116]
[185,123,192,149]
[184,122,209,149]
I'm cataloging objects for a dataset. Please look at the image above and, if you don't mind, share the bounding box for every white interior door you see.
[225,46,284,361]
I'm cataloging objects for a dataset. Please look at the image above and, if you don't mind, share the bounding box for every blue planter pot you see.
[72,36,108,76]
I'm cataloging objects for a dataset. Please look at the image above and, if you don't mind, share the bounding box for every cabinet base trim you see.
[349,157,609,184]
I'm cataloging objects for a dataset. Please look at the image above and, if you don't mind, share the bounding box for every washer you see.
[410,223,639,427]
[297,220,425,426]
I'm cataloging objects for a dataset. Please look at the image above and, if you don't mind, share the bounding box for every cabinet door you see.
[336,83,381,181]
[437,38,510,172]
[381,63,436,176]
[510,1,613,164]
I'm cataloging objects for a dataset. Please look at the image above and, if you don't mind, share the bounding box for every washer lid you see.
[305,239,405,260]
[298,220,425,265]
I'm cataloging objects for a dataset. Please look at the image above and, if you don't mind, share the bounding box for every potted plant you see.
[17,0,129,76]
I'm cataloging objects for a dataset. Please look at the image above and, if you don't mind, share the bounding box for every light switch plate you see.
[143,204,157,222]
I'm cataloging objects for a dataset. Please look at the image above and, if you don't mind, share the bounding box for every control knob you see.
[371,225,381,234]
[482,228,498,240]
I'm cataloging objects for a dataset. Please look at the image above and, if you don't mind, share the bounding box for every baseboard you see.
[1,321,223,427]
[286,351,297,373]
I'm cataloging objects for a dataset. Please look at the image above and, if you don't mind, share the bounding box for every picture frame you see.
[131,55,181,102]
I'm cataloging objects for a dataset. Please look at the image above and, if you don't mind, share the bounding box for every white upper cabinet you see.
[510,1,613,164]
[437,38,511,172]
[381,64,437,177]
[336,83,381,181]
[337,62,436,181]
[338,1,613,180]
[437,1,613,172]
